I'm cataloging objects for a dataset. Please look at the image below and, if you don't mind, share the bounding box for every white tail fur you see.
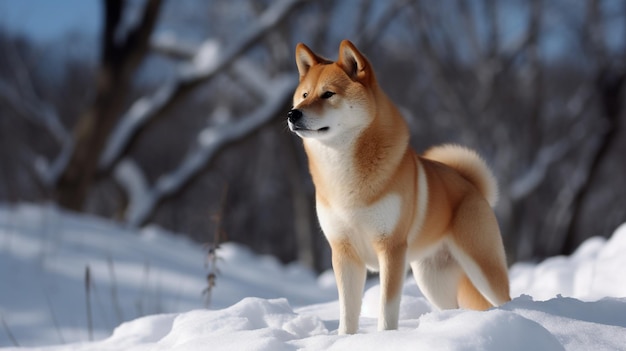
[424,144,498,207]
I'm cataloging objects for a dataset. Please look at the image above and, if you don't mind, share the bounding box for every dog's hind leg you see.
[410,246,463,310]
[410,244,498,310]
[448,197,511,308]
[456,273,493,310]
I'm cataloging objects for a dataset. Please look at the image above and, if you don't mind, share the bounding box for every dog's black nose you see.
[287,109,302,123]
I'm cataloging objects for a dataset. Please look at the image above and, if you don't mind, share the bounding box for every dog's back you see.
[288,40,510,334]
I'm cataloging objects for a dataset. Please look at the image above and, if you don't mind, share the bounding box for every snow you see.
[1,204,626,350]
[189,40,220,73]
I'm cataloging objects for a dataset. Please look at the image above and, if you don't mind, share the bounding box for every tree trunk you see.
[562,68,624,254]
[54,0,161,211]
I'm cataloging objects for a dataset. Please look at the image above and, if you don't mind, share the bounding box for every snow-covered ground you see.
[1,204,625,350]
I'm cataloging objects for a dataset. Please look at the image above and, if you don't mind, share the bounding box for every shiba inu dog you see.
[287,40,511,334]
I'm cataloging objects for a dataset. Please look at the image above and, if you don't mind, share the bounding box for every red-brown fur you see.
[289,40,511,334]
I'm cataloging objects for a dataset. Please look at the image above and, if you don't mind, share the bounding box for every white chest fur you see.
[317,193,402,270]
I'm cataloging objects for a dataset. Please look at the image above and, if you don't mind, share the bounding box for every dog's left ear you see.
[338,40,369,82]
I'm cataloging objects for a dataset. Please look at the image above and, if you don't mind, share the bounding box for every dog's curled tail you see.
[424,144,498,207]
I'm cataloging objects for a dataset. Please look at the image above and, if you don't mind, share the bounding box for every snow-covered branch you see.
[0,65,70,186]
[150,32,199,60]
[125,75,295,227]
[99,0,307,172]
[34,139,75,187]
[113,158,149,219]
[508,79,595,202]
[509,141,570,201]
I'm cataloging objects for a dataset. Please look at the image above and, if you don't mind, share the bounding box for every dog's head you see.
[288,40,376,143]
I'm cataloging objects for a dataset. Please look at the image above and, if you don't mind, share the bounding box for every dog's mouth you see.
[292,126,330,134]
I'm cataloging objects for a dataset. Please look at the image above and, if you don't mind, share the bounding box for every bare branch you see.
[509,140,570,201]
[585,0,607,65]
[526,0,544,153]
[0,40,72,189]
[408,1,478,142]
[542,134,602,255]
[0,79,68,144]
[230,59,274,99]
[102,0,162,71]
[458,0,482,59]
[150,32,199,60]
[123,71,295,227]
[0,41,69,145]
[122,0,163,58]
[358,0,416,50]
[35,139,74,187]
[485,0,499,57]
[509,76,595,201]
[99,0,307,172]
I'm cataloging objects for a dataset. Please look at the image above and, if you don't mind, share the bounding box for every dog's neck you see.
[303,91,410,207]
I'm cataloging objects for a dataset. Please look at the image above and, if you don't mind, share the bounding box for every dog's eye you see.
[302,92,308,99]
[321,91,335,99]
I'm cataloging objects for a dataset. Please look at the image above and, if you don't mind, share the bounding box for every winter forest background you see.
[1,0,625,272]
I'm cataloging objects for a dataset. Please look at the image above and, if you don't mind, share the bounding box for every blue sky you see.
[0,0,100,42]
[0,0,622,63]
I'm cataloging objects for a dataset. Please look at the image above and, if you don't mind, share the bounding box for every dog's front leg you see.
[330,241,366,335]
[375,239,407,331]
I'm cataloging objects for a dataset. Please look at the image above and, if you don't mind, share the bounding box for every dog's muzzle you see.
[287,108,328,135]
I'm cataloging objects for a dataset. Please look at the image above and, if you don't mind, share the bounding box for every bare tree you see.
[2,0,625,270]
[561,0,626,254]
[403,0,626,262]
[53,0,163,211]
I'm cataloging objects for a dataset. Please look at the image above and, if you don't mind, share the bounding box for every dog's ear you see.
[295,43,320,80]
[338,40,369,82]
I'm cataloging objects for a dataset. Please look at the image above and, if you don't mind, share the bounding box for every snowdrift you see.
[1,204,626,350]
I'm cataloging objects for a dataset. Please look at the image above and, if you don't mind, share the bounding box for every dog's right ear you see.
[295,43,319,80]
[338,40,369,82]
